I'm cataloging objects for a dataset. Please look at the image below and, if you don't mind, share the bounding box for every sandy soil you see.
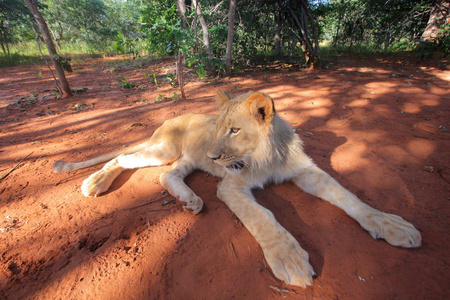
[0,54,449,299]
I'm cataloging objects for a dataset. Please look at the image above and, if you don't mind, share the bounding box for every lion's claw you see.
[180,195,203,214]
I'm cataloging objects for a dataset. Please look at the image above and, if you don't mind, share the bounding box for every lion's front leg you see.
[160,160,203,214]
[293,164,421,248]
[217,177,315,287]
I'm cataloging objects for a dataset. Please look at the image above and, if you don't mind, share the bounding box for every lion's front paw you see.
[81,170,115,197]
[263,238,315,288]
[180,194,204,215]
[361,210,421,248]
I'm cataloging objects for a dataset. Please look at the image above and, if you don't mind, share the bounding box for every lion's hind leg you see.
[82,141,180,197]
[160,160,203,214]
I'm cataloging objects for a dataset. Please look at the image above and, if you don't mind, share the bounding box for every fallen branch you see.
[0,151,34,181]
[268,285,295,293]
[230,242,238,257]
[117,193,171,212]
[413,124,437,135]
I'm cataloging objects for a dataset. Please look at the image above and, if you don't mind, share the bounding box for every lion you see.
[53,91,421,287]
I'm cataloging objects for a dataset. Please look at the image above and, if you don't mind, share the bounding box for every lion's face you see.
[207,91,275,174]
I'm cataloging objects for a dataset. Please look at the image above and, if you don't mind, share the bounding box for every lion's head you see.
[207,91,298,176]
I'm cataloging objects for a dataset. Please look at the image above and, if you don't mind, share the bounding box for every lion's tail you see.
[52,142,149,173]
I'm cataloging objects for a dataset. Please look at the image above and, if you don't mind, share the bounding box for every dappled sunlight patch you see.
[342,67,392,75]
[302,107,331,118]
[365,81,397,89]
[429,86,449,96]
[347,99,370,107]
[300,89,333,98]
[398,87,426,94]
[298,97,334,109]
[419,66,450,81]
[402,102,422,114]
[420,98,440,106]
[407,139,436,158]
[330,142,368,173]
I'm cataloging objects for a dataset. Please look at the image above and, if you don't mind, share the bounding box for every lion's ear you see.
[216,90,232,108]
[245,93,275,124]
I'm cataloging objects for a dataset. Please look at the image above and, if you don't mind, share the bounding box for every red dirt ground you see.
[0,55,449,299]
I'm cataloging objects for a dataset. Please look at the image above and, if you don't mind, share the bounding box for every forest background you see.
[0,0,448,77]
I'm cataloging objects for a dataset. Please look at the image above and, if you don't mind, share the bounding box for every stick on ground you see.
[0,151,34,181]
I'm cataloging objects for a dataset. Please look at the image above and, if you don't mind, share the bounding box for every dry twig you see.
[0,151,34,181]
[230,242,238,257]
[117,193,171,212]
[268,285,295,293]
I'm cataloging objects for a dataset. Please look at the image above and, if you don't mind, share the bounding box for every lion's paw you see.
[361,210,421,248]
[180,194,203,215]
[81,171,115,197]
[264,240,315,288]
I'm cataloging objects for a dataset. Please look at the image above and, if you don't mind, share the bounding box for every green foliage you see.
[141,1,181,56]
[435,23,450,55]
[112,32,137,56]
[144,73,159,87]
[118,77,135,88]
[71,87,88,93]
[0,0,443,72]
[0,0,34,55]
[0,53,42,67]
[53,54,72,72]
[166,74,176,87]
[14,93,38,108]
[315,0,432,51]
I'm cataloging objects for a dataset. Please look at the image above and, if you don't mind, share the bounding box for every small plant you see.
[195,66,207,79]
[144,73,160,87]
[71,88,88,93]
[152,73,159,87]
[166,74,176,87]
[156,93,165,102]
[171,92,179,100]
[14,94,38,108]
[70,103,87,111]
[53,54,72,73]
[118,77,135,88]
[130,122,147,127]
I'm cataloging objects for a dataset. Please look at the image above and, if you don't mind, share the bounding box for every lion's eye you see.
[230,128,240,134]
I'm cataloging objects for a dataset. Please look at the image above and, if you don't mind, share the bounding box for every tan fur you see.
[53,91,421,287]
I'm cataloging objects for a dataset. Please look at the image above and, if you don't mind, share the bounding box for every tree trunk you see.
[176,53,186,100]
[177,0,188,29]
[333,1,344,47]
[274,13,282,56]
[176,0,187,99]
[225,0,237,75]
[279,0,321,68]
[421,0,449,41]
[24,0,72,97]
[289,7,315,66]
[192,0,213,63]
[301,0,320,67]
